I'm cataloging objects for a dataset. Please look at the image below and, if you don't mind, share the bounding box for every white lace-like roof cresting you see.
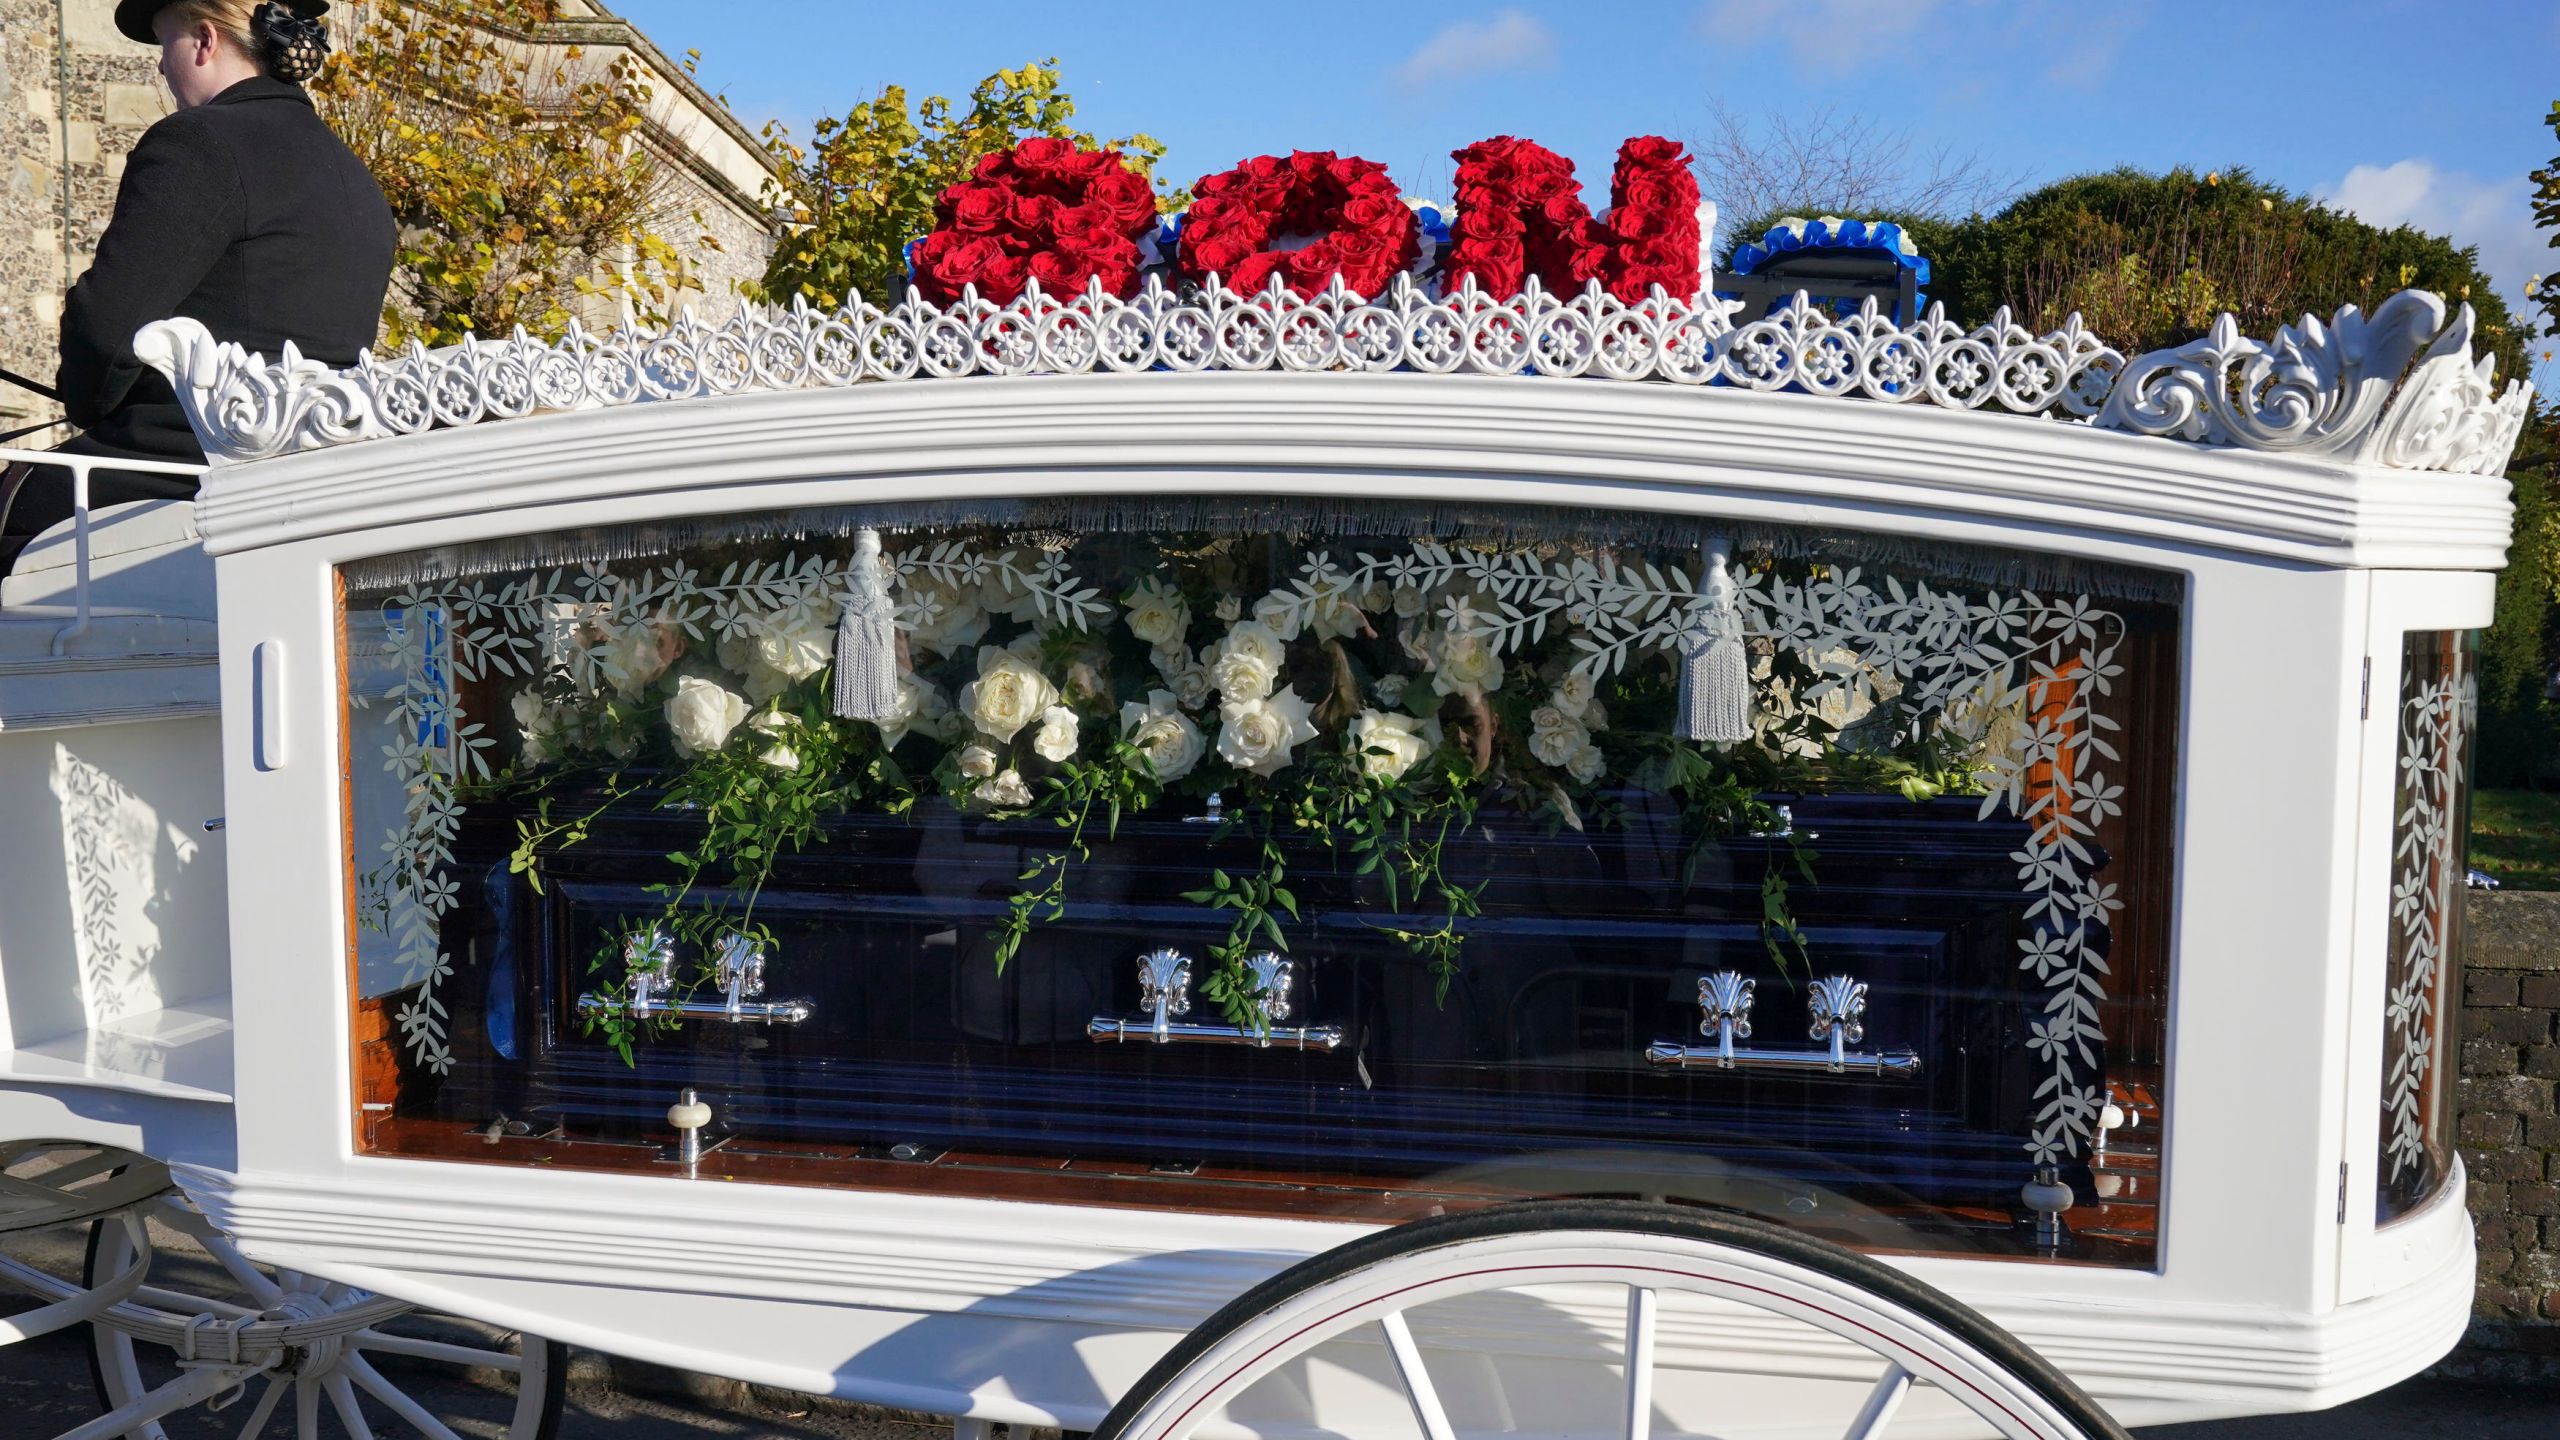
[133,273,2534,478]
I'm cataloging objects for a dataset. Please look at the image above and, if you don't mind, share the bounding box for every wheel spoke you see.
[1624,1284,1657,1440]
[1377,1311,1457,1440]
[234,1376,289,1440]
[296,1378,320,1440]
[1844,1362,1914,1440]
[345,1352,469,1440]
[201,1234,285,1307]
[354,1327,525,1373]
[327,1375,380,1440]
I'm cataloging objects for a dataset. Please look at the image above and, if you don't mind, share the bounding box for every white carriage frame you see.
[0,276,2518,1433]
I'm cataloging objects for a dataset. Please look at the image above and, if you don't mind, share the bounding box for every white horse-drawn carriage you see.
[0,175,2531,1440]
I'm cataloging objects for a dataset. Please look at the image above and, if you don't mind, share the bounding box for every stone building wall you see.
[2455,889,2560,1372]
[0,0,162,437]
[0,0,775,442]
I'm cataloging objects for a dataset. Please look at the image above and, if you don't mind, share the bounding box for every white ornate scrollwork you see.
[2095,290,2533,476]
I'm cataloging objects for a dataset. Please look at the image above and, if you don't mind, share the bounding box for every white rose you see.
[754,609,833,682]
[874,674,944,748]
[1216,688,1319,776]
[1392,584,1426,618]
[665,675,749,757]
[1565,739,1606,784]
[957,742,999,778]
[602,620,677,698]
[977,768,1033,808]
[1210,646,1277,702]
[1360,582,1391,612]
[904,579,989,658]
[749,710,801,771]
[1552,670,1597,719]
[715,632,757,673]
[959,647,1060,743]
[1123,578,1191,648]
[1373,674,1409,707]
[1348,708,1441,781]
[1032,704,1080,763]
[1168,663,1213,712]
[1120,689,1205,782]
[1220,620,1286,669]
[1253,593,1308,642]
[1529,706,1590,767]
[1213,594,1243,624]
[1583,698,1608,733]
[1433,630,1505,699]
[978,550,1047,624]
[513,689,558,765]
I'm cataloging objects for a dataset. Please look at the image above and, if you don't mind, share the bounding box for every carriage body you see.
[0,279,2527,1436]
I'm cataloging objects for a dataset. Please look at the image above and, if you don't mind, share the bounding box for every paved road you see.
[0,1219,2549,1439]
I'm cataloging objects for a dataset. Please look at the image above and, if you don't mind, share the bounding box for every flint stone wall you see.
[2450,888,2560,1378]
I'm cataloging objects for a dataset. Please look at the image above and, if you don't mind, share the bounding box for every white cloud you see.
[2316,159,2547,329]
[1698,0,1941,73]
[1391,9,1557,89]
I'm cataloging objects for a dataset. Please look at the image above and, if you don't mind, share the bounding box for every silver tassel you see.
[1676,536,1753,745]
[832,528,901,721]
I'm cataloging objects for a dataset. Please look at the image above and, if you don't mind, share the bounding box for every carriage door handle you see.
[1089,949,1344,1051]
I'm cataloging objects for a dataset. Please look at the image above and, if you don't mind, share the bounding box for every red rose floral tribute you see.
[908,137,1163,306]
[1175,150,1421,299]
[1441,134,1702,303]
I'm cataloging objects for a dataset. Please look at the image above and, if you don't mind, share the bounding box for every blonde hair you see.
[156,1,330,83]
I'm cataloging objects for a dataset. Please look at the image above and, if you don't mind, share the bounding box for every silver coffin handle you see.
[576,929,814,1026]
[1644,970,1920,1079]
[1088,950,1344,1051]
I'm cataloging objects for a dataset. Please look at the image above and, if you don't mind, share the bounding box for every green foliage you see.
[312,0,707,346]
[2471,788,2560,890]
[754,60,1177,311]
[1921,166,2527,380]
[2478,408,2560,790]
[990,741,1159,973]
[2530,101,2558,340]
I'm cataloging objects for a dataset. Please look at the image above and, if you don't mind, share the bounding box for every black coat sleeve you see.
[55,117,242,428]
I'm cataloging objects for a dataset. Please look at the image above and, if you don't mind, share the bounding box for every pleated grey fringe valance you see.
[338,492,2185,607]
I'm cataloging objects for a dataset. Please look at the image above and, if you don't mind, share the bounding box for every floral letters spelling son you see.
[906,134,1705,307]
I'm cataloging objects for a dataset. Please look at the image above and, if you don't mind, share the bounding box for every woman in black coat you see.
[1,0,395,550]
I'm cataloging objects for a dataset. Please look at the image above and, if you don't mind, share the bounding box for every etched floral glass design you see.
[2378,630,2476,1223]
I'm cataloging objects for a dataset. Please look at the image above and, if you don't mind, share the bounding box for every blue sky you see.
[612,0,2560,385]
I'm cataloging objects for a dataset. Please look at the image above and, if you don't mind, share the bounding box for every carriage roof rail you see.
[0,447,208,655]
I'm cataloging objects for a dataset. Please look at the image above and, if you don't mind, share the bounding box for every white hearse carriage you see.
[0,188,2533,1440]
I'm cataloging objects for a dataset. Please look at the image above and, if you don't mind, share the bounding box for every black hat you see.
[115,0,330,46]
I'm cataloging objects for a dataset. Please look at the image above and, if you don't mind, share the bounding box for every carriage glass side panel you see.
[2376,630,2475,1225]
[338,498,2179,1265]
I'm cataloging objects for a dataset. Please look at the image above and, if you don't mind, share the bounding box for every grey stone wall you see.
[0,1,162,436]
[2456,889,2560,1371]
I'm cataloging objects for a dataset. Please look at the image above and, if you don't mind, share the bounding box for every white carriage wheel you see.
[1097,1201,2131,1440]
[84,1198,565,1440]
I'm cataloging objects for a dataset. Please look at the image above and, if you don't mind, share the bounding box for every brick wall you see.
[2454,889,2560,1372]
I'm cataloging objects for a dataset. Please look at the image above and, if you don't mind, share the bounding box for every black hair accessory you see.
[253,1,331,84]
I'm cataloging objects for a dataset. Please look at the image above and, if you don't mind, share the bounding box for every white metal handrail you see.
[0,446,207,654]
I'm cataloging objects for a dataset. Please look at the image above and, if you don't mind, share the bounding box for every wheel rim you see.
[88,1198,563,1440]
[1106,1208,2124,1440]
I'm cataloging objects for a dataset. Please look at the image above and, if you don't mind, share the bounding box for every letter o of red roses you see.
[1174,150,1420,299]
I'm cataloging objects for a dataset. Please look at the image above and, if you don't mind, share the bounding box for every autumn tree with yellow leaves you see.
[755,60,1176,312]
[312,0,704,346]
